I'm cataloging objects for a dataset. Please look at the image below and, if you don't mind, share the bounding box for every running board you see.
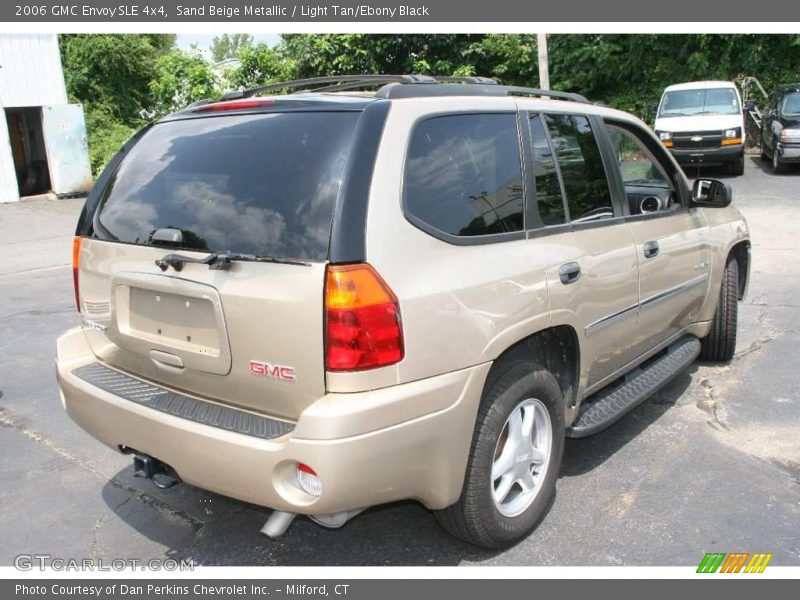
[566,336,701,438]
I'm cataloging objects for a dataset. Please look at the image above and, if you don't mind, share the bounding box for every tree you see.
[211,34,253,62]
[150,48,219,117]
[60,34,175,125]
[223,43,295,89]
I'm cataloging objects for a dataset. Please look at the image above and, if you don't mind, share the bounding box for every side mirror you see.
[647,104,658,117]
[744,100,756,111]
[691,179,732,208]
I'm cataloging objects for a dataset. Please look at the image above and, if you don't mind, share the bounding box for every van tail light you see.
[72,236,82,312]
[325,263,404,371]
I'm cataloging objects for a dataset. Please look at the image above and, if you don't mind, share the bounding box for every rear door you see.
[78,110,362,420]
[524,112,640,391]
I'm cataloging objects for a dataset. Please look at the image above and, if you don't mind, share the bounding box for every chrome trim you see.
[584,303,638,337]
[640,273,709,309]
[584,273,708,338]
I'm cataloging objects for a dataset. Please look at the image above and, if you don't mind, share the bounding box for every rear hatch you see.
[77,106,362,420]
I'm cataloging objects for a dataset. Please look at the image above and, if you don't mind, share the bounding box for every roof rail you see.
[219,74,500,100]
[217,74,588,105]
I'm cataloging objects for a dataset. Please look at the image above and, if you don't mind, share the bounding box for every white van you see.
[654,81,746,175]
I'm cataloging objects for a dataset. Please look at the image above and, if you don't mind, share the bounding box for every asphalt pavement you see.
[0,157,798,566]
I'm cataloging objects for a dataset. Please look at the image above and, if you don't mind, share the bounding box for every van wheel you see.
[700,257,738,362]
[434,360,564,549]
[729,154,745,176]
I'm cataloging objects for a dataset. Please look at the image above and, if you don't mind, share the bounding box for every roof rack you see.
[218,74,589,104]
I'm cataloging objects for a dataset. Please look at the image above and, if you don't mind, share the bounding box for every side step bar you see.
[566,336,701,438]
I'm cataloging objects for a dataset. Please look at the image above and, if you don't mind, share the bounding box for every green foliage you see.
[211,34,253,62]
[149,48,219,117]
[83,108,135,177]
[62,33,800,178]
[224,43,295,89]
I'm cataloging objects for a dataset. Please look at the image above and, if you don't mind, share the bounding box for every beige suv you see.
[56,75,751,549]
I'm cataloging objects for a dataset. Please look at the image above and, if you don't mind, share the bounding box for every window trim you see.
[400,110,528,246]
[597,117,692,223]
[521,111,623,234]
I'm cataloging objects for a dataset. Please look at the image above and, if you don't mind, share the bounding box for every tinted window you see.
[529,115,566,226]
[781,92,800,116]
[405,113,524,237]
[544,114,614,223]
[96,112,359,260]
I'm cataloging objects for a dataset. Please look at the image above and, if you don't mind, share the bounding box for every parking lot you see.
[1,157,798,567]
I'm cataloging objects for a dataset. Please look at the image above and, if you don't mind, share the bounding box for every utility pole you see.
[537,33,550,90]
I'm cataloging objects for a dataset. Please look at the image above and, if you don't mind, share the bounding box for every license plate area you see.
[129,288,220,354]
[108,272,232,375]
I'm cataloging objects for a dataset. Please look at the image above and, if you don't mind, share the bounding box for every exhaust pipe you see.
[260,511,297,538]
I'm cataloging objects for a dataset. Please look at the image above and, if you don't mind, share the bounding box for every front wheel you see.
[434,360,564,548]
[729,153,745,176]
[773,146,788,174]
[700,256,739,362]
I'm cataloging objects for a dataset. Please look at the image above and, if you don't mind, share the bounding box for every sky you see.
[176,33,281,52]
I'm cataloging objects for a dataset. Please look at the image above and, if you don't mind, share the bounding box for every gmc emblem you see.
[249,360,296,382]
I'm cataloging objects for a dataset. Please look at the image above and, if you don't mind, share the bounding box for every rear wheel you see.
[700,256,739,362]
[434,360,564,548]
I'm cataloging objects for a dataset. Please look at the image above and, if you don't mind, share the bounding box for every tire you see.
[700,256,739,362]
[729,153,745,176]
[434,360,564,549]
[772,146,787,174]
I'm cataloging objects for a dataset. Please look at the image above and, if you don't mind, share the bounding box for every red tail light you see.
[325,263,404,371]
[72,236,82,312]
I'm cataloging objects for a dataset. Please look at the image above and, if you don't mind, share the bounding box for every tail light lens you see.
[72,236,82,312]
[325,263,404,371]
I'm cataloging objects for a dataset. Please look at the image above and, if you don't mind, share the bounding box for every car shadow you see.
[561,364,696,477]
[99,365,698,566]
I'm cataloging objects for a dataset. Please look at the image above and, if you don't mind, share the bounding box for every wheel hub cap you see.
[491,398,553,518]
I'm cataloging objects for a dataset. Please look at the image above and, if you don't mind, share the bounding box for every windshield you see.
[658,88,740,117]
[95,111,359,260]
[781,92,800,116]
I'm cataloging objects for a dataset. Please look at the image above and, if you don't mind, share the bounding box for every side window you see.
[405,113,524,238]
[529,115,567,226]
[543,114,614,223]
[605,122,680,215]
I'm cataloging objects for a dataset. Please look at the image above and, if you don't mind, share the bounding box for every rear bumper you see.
[56,328,489,514]
[669,144,743,165]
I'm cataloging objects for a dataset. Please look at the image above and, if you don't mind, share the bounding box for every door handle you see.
[643,240,660,259]
[559,262,581,285]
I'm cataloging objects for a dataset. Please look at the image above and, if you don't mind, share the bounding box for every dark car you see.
[759,83,800,173]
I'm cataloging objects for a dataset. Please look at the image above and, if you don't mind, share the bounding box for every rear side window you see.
[95,112,359,260]
[404,113,524,238]
[543,114,614,223]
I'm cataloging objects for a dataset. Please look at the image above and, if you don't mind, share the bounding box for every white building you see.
[0,34,92,203]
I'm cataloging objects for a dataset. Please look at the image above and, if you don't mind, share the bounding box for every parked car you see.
[56,75,751,549]
[653,80,746,175]
[758,83,800,173]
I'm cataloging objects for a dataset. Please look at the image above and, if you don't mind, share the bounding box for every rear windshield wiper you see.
[155,251,309,272]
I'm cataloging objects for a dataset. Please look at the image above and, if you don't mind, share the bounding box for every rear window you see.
[95,112,360,260]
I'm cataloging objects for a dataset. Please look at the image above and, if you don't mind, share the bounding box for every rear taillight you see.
[72,236,82,312]
[325,263,404,371]
[295,463,322,497]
